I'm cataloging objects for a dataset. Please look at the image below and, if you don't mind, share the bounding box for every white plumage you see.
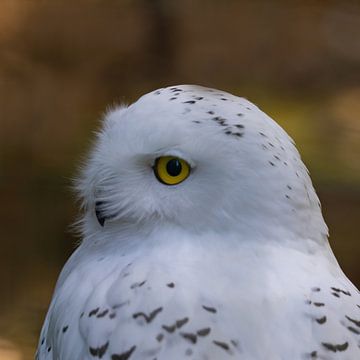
[37,85,360,360]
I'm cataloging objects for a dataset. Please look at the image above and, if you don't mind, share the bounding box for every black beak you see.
[95,201,106,227]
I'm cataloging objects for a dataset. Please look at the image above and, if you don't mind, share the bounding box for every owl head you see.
[76,85,327,243]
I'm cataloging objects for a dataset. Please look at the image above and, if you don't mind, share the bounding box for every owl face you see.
[77,85,326,239]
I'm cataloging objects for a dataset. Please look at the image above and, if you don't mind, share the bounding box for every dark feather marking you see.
[166,282,175,288]
[212,117,227,126]
[89,341,109,358]
[332,292,340,298]
[213,340,230,351]
[322,342,348,352]
[97,309,109,318]
[111,345,136,360]
[130,280,146,289]
[176,317,189,328]
[347,326,360,334]
[202,305,217,313]
[109,313,116,319]
[315,316,327,324]
[112,301,129,310]
[331,287,351,296]
[310,351,317,358]
[183,100,196,104]
[89,308,100,317]
[313,302,325,307]
[346,315,360,328]
[162,324,176,333]
[133,307,163,324]
[197,328,211,336]
[156,333,164,342]
[181,332,197,344]
[62,326,68,333]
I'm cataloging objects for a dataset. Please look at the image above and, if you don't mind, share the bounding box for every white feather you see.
[37,85,359,360]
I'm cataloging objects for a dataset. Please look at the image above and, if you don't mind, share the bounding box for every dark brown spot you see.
[315,316,326,324]
[133,307,163,324]
[181,332,197,344]
[347,326,360,334]
[197,328,211,337]
[62,326,68,333]
[346,315,360,328]
[202,305,217,313]
[322,342,348,352]
[156,333,164,342]
[111,345,136,360]
[176,318,189,328]
[331,287,351,296]
[89,341,109,358]
[213,340,230,351]
[130,280,146,289]
[97,309,109,318]
[89,308,99,317]
[162,324,176,333]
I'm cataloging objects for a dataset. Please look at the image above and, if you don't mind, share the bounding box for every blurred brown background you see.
[0,0,359,358]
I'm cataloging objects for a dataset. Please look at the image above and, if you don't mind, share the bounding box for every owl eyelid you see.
[151,150,196,169]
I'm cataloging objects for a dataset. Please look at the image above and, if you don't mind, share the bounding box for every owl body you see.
[37,86,360,360]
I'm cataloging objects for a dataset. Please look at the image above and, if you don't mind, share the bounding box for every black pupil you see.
[166,158,182,177]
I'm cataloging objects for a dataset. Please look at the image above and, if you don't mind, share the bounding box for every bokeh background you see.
[0,0,359,358]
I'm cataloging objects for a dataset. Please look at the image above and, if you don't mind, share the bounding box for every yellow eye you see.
[154,156,190,185]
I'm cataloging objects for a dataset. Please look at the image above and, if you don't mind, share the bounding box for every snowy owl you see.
[37,85,360,360]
